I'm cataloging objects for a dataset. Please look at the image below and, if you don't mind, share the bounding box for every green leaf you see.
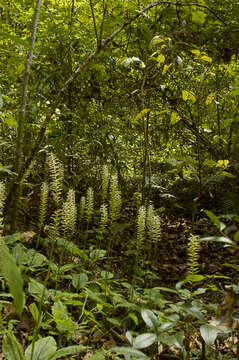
[141,309,159,331]
[112,346,149,359]
[53,345,88,359]
[158,331,184,349]
[200,324,218,346]
[129,312,138,325]
[52,300,77,333]
[204,210,224,230]
[200,236,233,245]
[192,10,206,24]
[3,332,25,360]
[233,230,239,242]
[156,53,165,66]
[185,274,205,282]
[25,337,57,360]
[133,333,156,349]
[170,111,181,124]
[29,303,39,323]
[28,278,46,301]
[0,240,24,316]
[181,303,205,321]
[133,109,150,124]
[182,90,196,103]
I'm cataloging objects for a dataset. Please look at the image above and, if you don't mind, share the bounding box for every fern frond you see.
[102,165,109,201]
[86,187,94,223]
[47,153,64,207]
[187,234,200,275]
[62,189,77,235]
[39,182,48,230]
[109,174,121,222]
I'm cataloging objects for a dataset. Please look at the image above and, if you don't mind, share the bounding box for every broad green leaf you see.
[162,63,172,75]
[0,112,18,127]
[170,111,181,124]
[141,309,159,330]
[129,312,138,325]
[191,49,201,57]
[133,333,156,349]
[182,90,196,103]
[0,240,24,316]
[133,109,150,124]
[205,93,215,105]
[185,274,205,282]
[200,236,233,245]
[157,54,165,65]
[201,55,212,63]
[2,233,23,245]
[204,210,222,230]
[29,303,39,323]
[25,337,57,360]
[233,230,239,242]
[126,331,134,345]
[192,10,206,24]
[216,160,229,168]
[200,324,218,346]
[158,331,184,349]
[181,303,205,321]
[230,88,239,97]
[112,346,149,359]
[220,171,235,178]
[53,345,88,359]
[52,300,77,333]
[28,278,46,301]
[3,332,25,360]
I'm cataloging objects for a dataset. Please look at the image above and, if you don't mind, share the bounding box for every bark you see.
[9,0,42,231]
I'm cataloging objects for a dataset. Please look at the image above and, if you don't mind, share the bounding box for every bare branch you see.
[89,0,99,47]
[99,0,106,45]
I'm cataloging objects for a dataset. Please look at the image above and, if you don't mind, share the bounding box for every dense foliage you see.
[0,0,239,359]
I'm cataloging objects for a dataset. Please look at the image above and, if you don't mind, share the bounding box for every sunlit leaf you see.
[182,90,196,103]
[133,109,150,124]
[162,63,172,75]
[185,274,205,282]
[192,10,206,24]
[157,53,165,66]
[201,55,212,63]
[191,49,201,57]
[205,93,215,105]
[170,111,181,124]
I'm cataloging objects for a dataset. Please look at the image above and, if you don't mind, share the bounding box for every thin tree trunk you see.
[10,0,42,231]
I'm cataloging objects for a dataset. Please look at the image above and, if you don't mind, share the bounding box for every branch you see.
[89,0,99,47]
[99,0,106,45]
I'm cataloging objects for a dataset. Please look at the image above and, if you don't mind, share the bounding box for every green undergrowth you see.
[1,154,239,359]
